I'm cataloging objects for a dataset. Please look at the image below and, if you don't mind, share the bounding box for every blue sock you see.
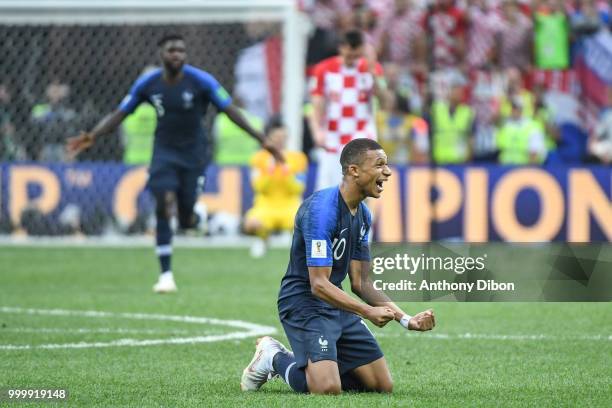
[272,352,308,393]
[156,217,172,274]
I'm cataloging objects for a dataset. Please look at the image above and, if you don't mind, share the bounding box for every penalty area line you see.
[0,327,223,335]
[0,306,276,350]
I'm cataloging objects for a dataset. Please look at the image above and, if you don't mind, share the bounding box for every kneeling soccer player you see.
[241,138,435,394]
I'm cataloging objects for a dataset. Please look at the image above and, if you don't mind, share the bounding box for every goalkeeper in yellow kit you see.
[244,117,308,257]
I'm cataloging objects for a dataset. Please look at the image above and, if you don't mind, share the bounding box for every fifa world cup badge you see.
[311,240,327,258]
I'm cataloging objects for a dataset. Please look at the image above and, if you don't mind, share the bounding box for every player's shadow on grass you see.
[255,387,413,396]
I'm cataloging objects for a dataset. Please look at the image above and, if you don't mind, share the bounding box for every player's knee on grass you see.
[352,358,393,393]
[371,377,393,393]
[342,370,392,393]
[305,360,342,395]
[308,377,342,395]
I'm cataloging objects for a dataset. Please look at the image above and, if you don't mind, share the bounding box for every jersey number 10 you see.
[331,237,346,261]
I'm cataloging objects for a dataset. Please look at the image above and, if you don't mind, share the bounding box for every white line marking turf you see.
[0,307,276,350]
[1,327,219,335]
[2,307,609,350]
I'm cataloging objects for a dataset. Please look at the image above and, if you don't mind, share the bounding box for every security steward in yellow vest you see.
[431,84,475,164]
[496,99,547,165]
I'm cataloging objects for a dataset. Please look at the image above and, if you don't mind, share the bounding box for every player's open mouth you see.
[375,179,386,192]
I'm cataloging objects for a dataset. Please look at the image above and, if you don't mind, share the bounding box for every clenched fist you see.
[365,306,395,328]
[408,309,435,331]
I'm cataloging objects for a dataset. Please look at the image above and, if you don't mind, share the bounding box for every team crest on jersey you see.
[318,336,329,352]
[182,91,194,109]
[359,224,368,242]
[311,240,327,258]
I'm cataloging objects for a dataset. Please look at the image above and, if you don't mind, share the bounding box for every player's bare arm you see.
[223,103,284,162]
[309,266,395,327]
[349,260,435,331]
[307,95,326,148]
[66,109,127,156]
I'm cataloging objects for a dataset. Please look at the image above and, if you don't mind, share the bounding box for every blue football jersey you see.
[277,186,371,315]
[118,64,232,167]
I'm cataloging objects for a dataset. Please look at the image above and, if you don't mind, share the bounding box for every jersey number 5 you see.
[151,94,165,117]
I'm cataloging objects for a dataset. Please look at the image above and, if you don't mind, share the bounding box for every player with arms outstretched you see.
[67,34,282,293]
[241,139,435,394]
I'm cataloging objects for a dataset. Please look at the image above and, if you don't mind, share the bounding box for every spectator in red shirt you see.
[424,0,467,71]
[350,6,381,50]
[304,0,352,72]
[377,0,427,76]
[302,0,352,31]
[466,0,503,70]
[498,0,533,71]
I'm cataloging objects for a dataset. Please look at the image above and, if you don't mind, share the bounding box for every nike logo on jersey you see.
[340,228,348,235]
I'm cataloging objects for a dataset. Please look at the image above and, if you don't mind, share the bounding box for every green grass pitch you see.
[0,246,610,407]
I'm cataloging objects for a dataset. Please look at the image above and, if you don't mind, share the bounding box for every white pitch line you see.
[0,307,269,332]
[0,333,270,351]
[0,307,276,350]
[376,332,612,341]
[0,327,220,335]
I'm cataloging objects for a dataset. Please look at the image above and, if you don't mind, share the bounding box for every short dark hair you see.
[264,114,284,136]
[340,138,383,175]
[157,34,185,47]
[340,30,364,49]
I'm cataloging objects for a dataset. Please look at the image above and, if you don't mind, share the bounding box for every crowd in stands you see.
[1,0,611,166]
[301,0,612,165]
[0,80,118,163]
